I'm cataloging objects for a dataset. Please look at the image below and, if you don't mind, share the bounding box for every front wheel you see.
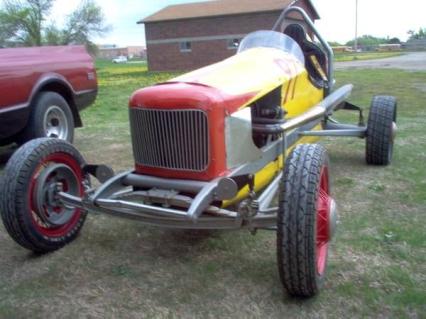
[0,138,88,253]
[277,144,337,297]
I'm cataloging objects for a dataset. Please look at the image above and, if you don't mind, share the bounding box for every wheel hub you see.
[328,198,338,240]
[43,105,69,140]
[33,163,80,226]
[315,166,339,276]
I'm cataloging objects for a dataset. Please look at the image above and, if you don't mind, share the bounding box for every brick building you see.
[139,0,319,71]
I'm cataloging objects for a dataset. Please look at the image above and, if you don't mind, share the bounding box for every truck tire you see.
[366,96,397,165]
[21,92,74,143]
[0,138,88,253]
[277,144,336,297]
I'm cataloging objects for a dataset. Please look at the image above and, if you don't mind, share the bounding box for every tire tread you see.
[277,144,328,297]
[0,138,86,253]
[366,95,397,165]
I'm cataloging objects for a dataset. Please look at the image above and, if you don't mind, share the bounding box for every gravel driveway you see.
[335,52,426,71]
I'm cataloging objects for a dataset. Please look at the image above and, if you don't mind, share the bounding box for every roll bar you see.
[273,6,335,94]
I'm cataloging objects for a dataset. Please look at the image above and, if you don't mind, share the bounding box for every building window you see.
[180,41,192,52]
[227,38,241,49]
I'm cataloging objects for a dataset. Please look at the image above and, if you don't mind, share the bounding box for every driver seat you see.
[283,24,328,87]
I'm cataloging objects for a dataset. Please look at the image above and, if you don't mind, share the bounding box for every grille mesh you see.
[130,108,209,172]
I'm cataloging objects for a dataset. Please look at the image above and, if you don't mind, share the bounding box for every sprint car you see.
[0,5,397,297]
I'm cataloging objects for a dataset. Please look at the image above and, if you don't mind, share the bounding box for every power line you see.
[355,0,359,51]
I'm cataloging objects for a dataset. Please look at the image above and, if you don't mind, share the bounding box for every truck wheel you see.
[277,144,337,297]
[366,96,397,165]
[22,92,74,143]
[0,138,88,253]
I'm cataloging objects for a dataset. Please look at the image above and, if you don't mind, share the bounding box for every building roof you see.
[139,0,319,24]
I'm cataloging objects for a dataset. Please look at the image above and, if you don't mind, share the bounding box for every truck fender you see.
[29,73,82,127]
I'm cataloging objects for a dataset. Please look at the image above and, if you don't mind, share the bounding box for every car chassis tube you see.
[58,84,353,230]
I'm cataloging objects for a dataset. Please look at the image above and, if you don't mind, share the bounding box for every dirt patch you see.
[412,83,426,93]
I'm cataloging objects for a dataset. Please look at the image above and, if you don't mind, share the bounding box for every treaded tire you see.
[277,144,331,297]
[20,92,74,143]
[366,96,397,165]
[0,138,87,253]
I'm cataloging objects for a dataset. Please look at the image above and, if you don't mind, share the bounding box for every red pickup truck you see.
[0,46,97,145]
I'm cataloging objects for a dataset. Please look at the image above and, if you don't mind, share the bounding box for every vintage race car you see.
[0,6,397,297]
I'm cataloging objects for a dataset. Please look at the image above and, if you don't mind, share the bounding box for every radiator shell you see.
[129,82,254,181]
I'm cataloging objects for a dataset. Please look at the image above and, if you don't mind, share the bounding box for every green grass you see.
[0,60,425,318]
[334,51,403,62]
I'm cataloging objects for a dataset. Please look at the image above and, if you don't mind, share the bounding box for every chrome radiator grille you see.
[130,108,209,172]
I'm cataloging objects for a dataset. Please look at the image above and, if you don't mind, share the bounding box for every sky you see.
[50,0,426,47]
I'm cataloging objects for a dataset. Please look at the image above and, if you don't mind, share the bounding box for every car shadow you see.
[0,144,17,169]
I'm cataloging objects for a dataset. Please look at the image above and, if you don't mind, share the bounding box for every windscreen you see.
[237,30,305,65]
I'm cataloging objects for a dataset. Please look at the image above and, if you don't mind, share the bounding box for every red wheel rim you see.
[28,153,84,238]
[316,166,331,276]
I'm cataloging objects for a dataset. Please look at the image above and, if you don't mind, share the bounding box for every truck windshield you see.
[237,30,305,65]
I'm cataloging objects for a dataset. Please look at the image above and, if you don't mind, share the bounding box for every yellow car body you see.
[172,47,324,205]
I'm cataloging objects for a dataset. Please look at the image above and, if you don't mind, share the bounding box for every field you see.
[0,61,425,318]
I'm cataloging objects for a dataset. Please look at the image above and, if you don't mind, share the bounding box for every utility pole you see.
[354,0,359,51]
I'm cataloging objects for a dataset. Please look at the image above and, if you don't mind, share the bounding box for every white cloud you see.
[49,0,426,47]
[314,0,426,43]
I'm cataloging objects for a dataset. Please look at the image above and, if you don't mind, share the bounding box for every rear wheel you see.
[21,92,74,143]
[0,138,88,253]
[366,96,397,165]
[277,144,337,297]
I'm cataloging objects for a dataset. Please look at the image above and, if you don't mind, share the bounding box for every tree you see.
[408,28,426,40]
[0,10,19,45]
[0,0,110,52]
[328,41,343,47]
[0,0,54,46]
[346,35,388,48]
[387,37,401,44]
